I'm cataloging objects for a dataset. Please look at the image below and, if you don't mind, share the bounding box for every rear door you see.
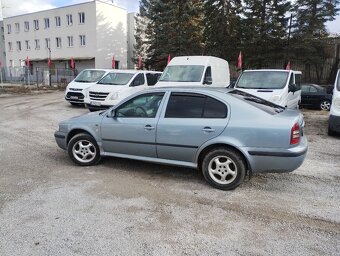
[156,92,229,163]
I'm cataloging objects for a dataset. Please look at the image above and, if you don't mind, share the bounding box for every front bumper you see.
[65,91,85,103]
[244,136,308,173]
[85,103,111,111]
[329,115,340,133]
[54,131,67,150]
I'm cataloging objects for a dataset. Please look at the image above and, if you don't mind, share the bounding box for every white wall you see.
[127,12,136,69]
[95,1,127,69]
[0,21,6,67]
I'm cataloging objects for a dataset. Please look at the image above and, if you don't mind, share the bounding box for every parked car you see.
[83,70,162,111]
[55,87,308,190]
[233,69,302,109]
[329,69,340,135]
[65,69,112,105]
[300,84,332,111]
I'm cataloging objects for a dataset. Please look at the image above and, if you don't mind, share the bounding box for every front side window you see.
[24,21,29,31]
[165,93,227,118]
[56,37,61,48]
[116,93,165,118]
[146,73,161,86]
[159,65,204,82]
[310,86,318,93]
[44,18,50,29]
[236,71,289,89]
[33,20,39,30]
[79,35,86,46]
[301,85,310,93]
[74,70,106,83]
[66,14,73,26]
[130,73,145,86]
[97,72,134,85]
[55,16,61,27]
[79,12,85,24]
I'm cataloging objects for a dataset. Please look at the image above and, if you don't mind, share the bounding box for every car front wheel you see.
[202,148,246,190]
[320,100,331,111]
[67,133,101,166]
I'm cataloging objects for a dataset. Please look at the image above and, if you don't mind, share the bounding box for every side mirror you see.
[204,76,212,85]
[289,84,296,93]
[107,109,116,118]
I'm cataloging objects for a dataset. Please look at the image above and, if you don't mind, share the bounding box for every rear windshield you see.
[74,70,106,83]
[236,71,289,89]
[159,65,204,82]
[97,73,134,85]
[228,90,285,115]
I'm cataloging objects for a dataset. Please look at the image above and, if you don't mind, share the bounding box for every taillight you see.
[290,122,300,145]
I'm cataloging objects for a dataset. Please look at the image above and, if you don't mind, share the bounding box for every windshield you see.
[159,65,204,82]
[228,89,285,115]
[97,73,134,85]
[74,70,106,83]
[236,71,289,89]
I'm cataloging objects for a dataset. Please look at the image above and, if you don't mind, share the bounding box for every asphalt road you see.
[0,91,339,256]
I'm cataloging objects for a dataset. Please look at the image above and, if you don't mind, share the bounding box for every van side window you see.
[204,66,212,84]
[295,74,301,90]
[289,74,294,85]
[146,73,161,86]
[131,73,145,87]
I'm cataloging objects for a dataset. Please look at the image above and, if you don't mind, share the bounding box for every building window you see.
[45,38,50,49]
[55,16,61,27]
[16,41,21,51]
[66,14,73,26]
[15,23,20,33]
[7,24,11,34]
[67,36,73,47]
[35,39,40,50]
[79,12,85,24]
[8,42,13,51]
[56,37,62,48]
[1,26,4,33]
[1,35,4,41]
[24,21,29,31]
[79,35,86,46]
[9,60,13,67]
[25,40,30,50]
[44,18,50,29]
[34,20,39,30]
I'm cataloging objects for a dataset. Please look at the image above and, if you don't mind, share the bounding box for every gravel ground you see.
[0,91,339,256]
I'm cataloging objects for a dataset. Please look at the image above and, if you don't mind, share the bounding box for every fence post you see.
[36,67,39,87]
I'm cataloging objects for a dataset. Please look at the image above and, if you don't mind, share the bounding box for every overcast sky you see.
[1,0,339,34]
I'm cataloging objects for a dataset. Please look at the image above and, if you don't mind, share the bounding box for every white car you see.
[329,69,340,135]
[65,69,112,105]
[83,70,162,111]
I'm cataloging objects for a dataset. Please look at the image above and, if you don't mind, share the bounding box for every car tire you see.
[202,148,246,190]
[67,133,101,166]
[88,107,97,112]
[320,100,331,111]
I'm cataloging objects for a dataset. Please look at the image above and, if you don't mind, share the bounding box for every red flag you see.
[167,54,171,64]
[138,55,142,69]
[237,51,242,70]
[70,57,75,69]
[112,55,115,69]
[48,58,52,68]
[25,56,30,67]
[285,61,291,70]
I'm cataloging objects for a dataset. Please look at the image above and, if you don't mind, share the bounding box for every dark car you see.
[300,84,332,111]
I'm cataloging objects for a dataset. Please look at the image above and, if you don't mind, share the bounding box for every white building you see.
[0,21,6,68]
[127,12,137,69]
[3,0,133,71]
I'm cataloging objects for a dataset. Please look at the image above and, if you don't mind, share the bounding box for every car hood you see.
[66,110,106,124]
[88,84,127,93]
[68,81,99,90]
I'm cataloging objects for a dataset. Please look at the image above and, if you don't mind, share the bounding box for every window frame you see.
[25,40,30,50]
[56,37,62,48]
[15,23,20,33]
[66,14,73,26]
[33,20,39,30]
[35,39,40,50]
[79,35,86,46]
[55,16,61,27]
[67,36,74,47]
[44,18,50,29]
[16,41,21,51]
[7,24,11,34]
[24,21,29,32]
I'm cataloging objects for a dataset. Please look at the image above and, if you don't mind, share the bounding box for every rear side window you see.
[146,73,161,86]
[165,93,227,118]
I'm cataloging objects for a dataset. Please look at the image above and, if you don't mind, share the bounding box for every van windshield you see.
[159,65,204,82]
[97,73,134,85]
[236,71,289,89]
[74,70,106,83]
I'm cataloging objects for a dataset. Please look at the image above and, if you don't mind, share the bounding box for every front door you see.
[101,92,165,157]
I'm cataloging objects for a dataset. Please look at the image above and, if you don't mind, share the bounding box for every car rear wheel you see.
[202,148,246,190]
[67,133,101,166]
[320,100,331,111]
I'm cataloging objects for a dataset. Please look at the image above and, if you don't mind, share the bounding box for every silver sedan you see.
[55,87,308,190]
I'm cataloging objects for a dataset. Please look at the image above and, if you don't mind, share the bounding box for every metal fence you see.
[0,66,78,87]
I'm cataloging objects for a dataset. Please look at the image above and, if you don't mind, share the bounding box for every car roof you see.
[106,69,162,74]
[143,86,232,95]
[243,69,302,74]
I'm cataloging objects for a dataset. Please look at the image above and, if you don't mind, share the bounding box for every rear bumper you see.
[245,136,308,173]
[54,131,67,150]
[329,115,340,133]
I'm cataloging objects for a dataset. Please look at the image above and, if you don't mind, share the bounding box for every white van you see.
[156,56,230,87]
[233,69,302,109]
[328,69,340,135]
[83,70,162,111]
[65,69,112,105]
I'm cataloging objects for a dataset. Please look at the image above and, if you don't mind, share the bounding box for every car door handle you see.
[202,127,215,133]
[144,125,155,131]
